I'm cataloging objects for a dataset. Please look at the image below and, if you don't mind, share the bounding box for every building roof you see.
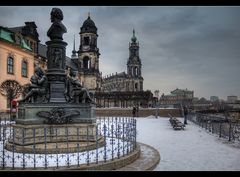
[0,26,32,52]
[104,72,129,81]
[21,38,32,51]
[0,27,14,43]
[8,22,39,41]
[8,26,25,33]
[171,88,193,94]
[66,56,78,71]
[162,93,177,97]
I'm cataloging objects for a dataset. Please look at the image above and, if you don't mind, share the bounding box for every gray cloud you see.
[0,6,239,100]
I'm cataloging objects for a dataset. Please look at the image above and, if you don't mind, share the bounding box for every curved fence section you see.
[0,116,137,170]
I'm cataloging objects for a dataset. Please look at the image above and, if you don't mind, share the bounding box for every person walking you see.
[183,106,188,125]
[132,106,136,117]
[136,106,139,117]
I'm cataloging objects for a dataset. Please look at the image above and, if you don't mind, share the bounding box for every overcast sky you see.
[0,6,240,100]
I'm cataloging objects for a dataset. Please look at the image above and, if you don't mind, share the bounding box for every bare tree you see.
[0,80,22,117]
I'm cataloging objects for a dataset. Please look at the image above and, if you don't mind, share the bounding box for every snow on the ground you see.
[0,137,132,168]
[1,117,240,170]
[136,117,240,171]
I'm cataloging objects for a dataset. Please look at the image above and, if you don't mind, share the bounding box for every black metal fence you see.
[0,115,137,170]
[187,112,240,142]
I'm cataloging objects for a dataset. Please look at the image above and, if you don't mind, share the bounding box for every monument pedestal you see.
[7,102,102,153]
[17,102,96,125]
[5,123,104,153]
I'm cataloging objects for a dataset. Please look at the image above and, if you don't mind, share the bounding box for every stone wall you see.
[96,108,182,117]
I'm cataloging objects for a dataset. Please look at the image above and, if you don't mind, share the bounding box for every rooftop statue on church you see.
[47,8,67,40]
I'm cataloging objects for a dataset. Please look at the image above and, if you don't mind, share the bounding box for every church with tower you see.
[101,29,143,93]
[66,14,154,108]
[66,13,154,108]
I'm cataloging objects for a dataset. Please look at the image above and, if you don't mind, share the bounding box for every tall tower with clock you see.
[78,13,101,93]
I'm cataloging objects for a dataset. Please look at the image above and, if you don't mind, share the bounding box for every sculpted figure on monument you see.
[20,66,48,103]
[47,8,67,40]
[65,69,95,104]
[52,48,62,67]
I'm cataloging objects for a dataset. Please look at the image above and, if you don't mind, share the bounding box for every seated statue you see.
[20,66,48,103]
[65,69,94,104]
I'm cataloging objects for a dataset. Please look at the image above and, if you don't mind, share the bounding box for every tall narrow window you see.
[135,83,138,90]
[22,60,28,77]
[134,67,138,76]
[7,56,14,74]
[83,56,90,69]
[84,37,90,45]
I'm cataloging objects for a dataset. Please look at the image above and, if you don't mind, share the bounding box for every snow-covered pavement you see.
[136,116,240,171]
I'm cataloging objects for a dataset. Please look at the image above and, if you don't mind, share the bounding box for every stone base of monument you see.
[16,103,96,125]
[5,123,104,153]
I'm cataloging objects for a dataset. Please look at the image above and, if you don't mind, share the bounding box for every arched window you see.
[83,56,90,69]
[134,67,138,76]
[7,56,14,74]
[22,60,28,77]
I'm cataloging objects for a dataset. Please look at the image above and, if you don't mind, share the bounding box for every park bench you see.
[168,114,185,130]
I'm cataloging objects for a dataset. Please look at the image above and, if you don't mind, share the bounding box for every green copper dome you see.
[131,29,137,43]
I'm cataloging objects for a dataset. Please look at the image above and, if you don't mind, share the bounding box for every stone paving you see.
[117,142,160,171]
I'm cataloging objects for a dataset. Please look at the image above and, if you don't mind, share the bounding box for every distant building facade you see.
[227,96,238,103]
[160,88,194,106]
[210,96,219,102]
[192,97,212,110]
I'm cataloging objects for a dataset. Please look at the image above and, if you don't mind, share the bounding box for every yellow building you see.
[0,22,47,112]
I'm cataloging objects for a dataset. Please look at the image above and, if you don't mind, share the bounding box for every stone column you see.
[46,40,67,102]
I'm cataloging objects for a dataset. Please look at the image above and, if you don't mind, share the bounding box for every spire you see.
[88,12,90,19]
[73,34,76,51]
[71,35,77,59]
[131,28,137,43]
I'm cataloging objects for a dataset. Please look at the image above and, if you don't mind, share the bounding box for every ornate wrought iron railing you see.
[187,112,240,142]
[0,116,137,170]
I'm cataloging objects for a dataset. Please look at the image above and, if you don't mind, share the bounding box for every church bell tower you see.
[78,13,101,93]
[127,29,143,91]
